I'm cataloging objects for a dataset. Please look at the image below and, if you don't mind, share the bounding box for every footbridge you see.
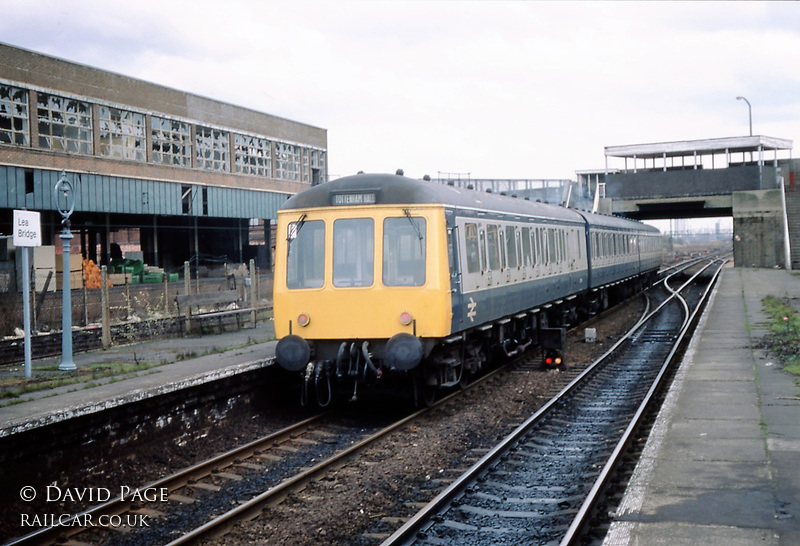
[583,136,797,269]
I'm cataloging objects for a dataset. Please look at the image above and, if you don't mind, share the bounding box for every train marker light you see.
[399,311,413,326]
[297,313,311,327]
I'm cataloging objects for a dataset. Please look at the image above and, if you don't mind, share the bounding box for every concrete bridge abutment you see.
[732,189,790,269]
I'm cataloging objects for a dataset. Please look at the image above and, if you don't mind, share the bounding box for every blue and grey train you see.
[273,172,661,405]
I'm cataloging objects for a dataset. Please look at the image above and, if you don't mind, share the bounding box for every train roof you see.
[281,172,659,234]
[282,172,584,221]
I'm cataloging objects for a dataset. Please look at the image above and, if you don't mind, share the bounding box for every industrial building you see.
[0,43,327,291]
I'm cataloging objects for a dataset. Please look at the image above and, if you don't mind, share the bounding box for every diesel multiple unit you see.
[274,172,661,405]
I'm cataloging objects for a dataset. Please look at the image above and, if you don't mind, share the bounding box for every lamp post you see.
[55,171,76,371]
[736,96,752,136]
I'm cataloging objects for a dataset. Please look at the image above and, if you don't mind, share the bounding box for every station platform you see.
[605,267,800,545]
[0,320,277,438]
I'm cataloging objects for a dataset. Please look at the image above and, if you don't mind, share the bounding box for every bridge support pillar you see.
[732,189,789,269]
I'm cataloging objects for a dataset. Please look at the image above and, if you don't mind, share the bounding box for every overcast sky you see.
[2,0,799,186]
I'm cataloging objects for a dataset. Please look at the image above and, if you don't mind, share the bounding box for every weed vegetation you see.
[760,295,800,382]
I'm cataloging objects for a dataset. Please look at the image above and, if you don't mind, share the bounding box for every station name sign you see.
[13,210,42,247]
[331,192,377,206]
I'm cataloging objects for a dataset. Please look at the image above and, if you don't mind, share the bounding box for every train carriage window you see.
[486,225,501,271]
[465,223,481,274]
[547,228,556,265]
[516,229,523,268]
[498,228,507,270]
[536,228,544,265]
[383,216,426,286]
[553,229,559,264]
[505,226,517,269]
[333,218,374,287]
[479,229,487,272]
[521,227,532,267]
[286,219,325,289]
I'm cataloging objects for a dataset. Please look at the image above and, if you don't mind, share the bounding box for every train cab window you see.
[465,223,481,274]
[333,218,374,287]
[383,216,426,286]
[486,225,501,271]
[286,219,325,289]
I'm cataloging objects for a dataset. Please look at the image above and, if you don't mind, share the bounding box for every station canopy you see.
[605,135,793,160]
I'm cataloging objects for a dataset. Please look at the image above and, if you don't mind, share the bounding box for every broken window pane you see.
[37,93,92,154]
[0,83,29,146]
[275,141,300,181]
[99,106,145,161]
[152,116,191,167]
[196,126,229,172]
[234,133,271,177]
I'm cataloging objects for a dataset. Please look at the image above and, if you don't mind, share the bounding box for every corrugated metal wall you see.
[0,166,288,219]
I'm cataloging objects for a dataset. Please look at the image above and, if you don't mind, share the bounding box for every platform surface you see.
[605,267,800,545]
[0,320,277,437]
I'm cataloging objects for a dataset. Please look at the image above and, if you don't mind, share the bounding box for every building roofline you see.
[0,41,327,135]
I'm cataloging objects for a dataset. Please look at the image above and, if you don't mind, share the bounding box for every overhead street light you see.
[736,96,752,136]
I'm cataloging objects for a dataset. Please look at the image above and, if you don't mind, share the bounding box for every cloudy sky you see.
[2,0,799,185]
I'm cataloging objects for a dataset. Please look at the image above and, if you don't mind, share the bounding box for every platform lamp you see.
[55,171,76,371]
[736,96,752,136]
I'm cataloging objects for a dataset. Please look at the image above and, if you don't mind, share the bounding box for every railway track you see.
[380,259,725,545]
[6,261,716,545]
[7,361,515,546]
[8,406,427,546]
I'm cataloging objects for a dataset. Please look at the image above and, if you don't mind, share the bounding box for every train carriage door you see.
[446,212,464,326]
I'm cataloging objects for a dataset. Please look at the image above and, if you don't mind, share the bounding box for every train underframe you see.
[293,272,655,407]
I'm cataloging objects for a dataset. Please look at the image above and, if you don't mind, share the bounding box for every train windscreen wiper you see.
[403,209,425,253]
[286,213,307,257]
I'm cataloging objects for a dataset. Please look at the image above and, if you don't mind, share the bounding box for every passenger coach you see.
[273,172,660,406]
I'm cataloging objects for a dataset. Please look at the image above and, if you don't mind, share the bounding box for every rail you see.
[380,259,724,545]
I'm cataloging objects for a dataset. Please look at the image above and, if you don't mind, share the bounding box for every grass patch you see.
[760,296,800,383]
[0,360,163,406]
[0,316,274,407]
